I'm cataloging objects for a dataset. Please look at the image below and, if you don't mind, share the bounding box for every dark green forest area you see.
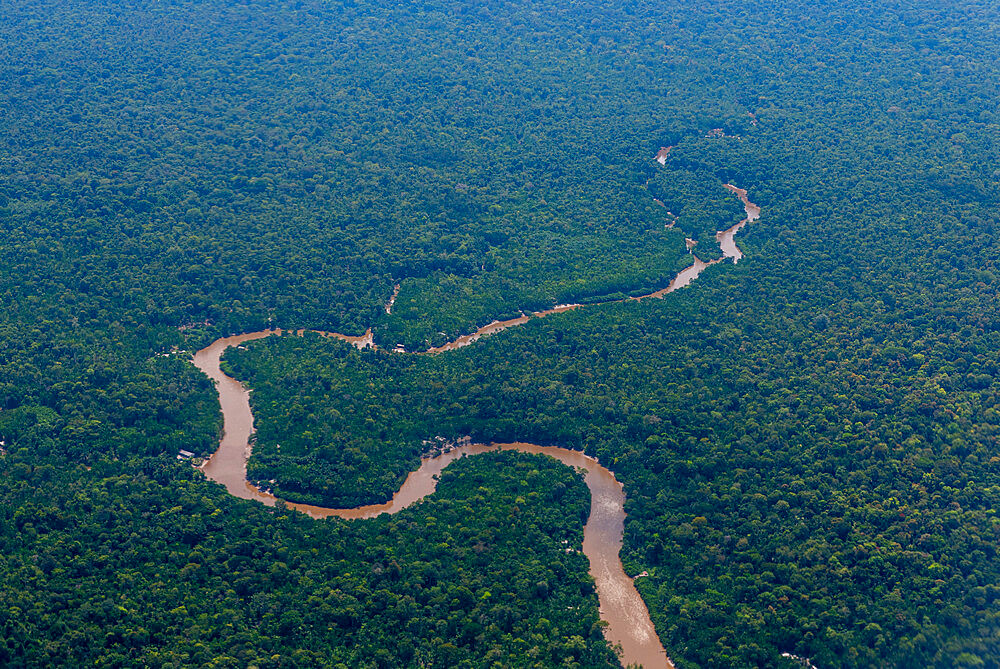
[4,0,1000,666]
[0,449,609,667]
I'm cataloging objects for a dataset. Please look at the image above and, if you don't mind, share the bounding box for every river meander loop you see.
[190,179,761,668]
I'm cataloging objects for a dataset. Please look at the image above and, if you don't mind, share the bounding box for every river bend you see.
[190,179,760,668]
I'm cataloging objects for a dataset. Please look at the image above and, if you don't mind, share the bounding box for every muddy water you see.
[190,180,760,669]
[192,339,672,668]
[194,331,275,498]
[718,184,761,263]
[426,303,583,353]
[385,284,400,314]
[632,183,757,301]
[633,255,711,301]
[306,327,374,349]
[419,183,759,345]
[377,184,758,353]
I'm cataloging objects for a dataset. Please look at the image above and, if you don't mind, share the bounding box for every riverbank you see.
[189,177,760,668]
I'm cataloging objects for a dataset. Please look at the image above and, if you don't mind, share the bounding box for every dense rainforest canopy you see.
[3,0,1000,666]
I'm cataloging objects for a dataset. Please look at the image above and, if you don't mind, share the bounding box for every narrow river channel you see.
[190,179,761,669]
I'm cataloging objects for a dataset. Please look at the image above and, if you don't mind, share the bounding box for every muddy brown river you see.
[190,180,760,668]
[193,337,672,668]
